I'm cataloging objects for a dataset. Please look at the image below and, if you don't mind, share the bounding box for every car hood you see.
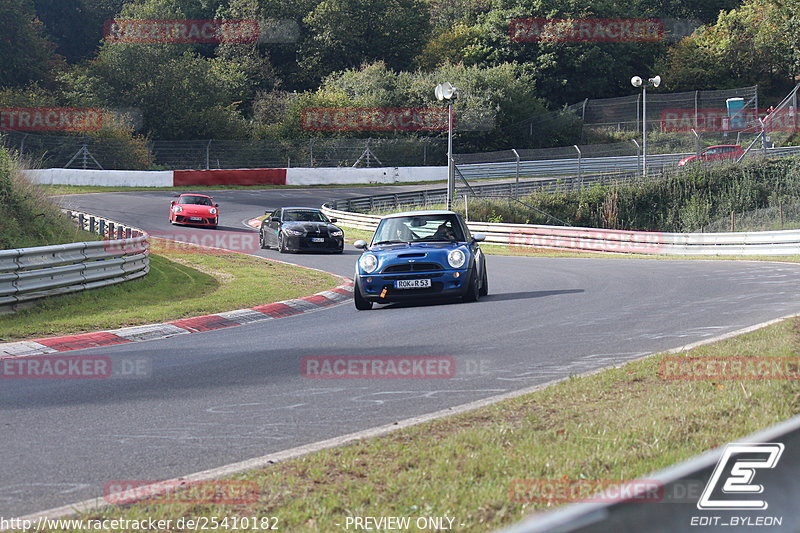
[678,155,696,165]
[283,221,340,233]
[365,242,469,269]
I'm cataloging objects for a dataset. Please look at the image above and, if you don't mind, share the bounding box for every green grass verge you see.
[55,316,800,533]
[0,243,338,341]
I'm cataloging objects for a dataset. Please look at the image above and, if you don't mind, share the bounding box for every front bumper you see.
[174,215,218,226]
[356,269,470,302]
[285,235,344,252]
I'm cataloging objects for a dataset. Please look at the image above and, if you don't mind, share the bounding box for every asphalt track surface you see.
[3,186,800,518]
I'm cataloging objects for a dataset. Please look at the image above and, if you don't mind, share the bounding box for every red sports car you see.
[678,145,744,166]
[169,193,219,228]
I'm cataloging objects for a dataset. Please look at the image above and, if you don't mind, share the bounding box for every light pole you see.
[435,82,458,210]
[631,75,661,176]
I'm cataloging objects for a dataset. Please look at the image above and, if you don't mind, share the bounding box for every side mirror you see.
[329,218,338,223]
[214,204,219,208]
[265,210,270,216]
[170,201,175,206]
[353,240,367,250]
[472,233,486,242]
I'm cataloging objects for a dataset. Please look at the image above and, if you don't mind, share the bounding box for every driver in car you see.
[433,223,456,241]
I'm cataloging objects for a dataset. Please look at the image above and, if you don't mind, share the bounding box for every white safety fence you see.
[0,211,149,313]
[322,205,800,256]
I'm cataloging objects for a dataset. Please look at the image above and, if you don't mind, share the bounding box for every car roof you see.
[178,193,212,198]
[706,144,741,148]
[280,207,322,211]
[380,210,458,219]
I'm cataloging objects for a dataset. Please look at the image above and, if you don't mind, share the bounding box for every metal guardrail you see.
[454,145,800,183]
[495,413,800,533]
[322,204,800,256]
[0,211,149,313]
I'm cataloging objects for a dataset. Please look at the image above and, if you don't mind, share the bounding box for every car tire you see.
[278,232,288,253]
[479,267,488,297]
[354,283,373,310]
[259,230,268,249]
[464,269,480,302]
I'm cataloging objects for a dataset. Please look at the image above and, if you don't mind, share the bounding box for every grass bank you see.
[0,241,339,341]
[0,147,93,248]
[58,315,800,533]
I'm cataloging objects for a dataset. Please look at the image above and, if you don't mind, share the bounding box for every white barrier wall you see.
[285,166,447,186]
[23,169,174,187]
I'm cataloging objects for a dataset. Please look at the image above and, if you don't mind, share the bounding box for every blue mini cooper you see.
[353,210,487,310]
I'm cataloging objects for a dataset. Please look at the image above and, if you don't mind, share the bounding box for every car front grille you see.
[382,262,442,273]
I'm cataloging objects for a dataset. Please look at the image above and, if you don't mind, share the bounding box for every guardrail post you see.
[632,139,641,174]
[117,226,124,239]
[573,145,582,189]
[108,222,114,239]
[125,228,132,239]
[99,219,105,236]
[78,213,85,230]
[511,148,521,199]
[89,217,96,234]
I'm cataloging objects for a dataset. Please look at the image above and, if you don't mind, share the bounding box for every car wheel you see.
[479,267,488,297]
[354,283,373,310]
[278,232,288,253]
[259,230,268,249]
[464,269,480,302]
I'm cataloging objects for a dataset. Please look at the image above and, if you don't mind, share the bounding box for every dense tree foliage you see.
[7,0,798,149]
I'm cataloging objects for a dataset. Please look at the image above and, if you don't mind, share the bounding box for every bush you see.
[453,157,800,232]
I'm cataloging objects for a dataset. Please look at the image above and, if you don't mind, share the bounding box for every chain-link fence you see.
[0,132,448,170]
[575,85,760,132]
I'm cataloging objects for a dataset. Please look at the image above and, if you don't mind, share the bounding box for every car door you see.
[263,209,280,247]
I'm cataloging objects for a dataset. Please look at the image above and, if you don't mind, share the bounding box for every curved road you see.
[2,187,800,517]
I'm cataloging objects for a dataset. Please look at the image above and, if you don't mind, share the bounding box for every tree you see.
[300,0,431,85]
[0,0,61,88]
[660,0,795,91]
[59,0,254,139]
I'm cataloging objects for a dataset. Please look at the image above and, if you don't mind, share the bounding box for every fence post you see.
[205,140,212,170]
[573,145,582,188]
[511,148,520,199]
[691,128,701,156]
[632,139,641,174]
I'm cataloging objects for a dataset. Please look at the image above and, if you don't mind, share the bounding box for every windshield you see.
[283,210,329,222]
[372,214,465,244]
[178,195,212,206]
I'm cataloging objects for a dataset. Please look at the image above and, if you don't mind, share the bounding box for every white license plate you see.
[189,217,202,221]
[311,237,325,243]
[395,279,431,289]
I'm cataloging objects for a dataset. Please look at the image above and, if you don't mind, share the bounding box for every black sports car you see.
[259,207,344,253]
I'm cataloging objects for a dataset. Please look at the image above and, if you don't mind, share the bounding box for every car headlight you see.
[284,228,304,236]
[330,230,343,237]
[448,249,466,269]
[210,208,217,215]
[359,253,378,273]
[173,206,182,212]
